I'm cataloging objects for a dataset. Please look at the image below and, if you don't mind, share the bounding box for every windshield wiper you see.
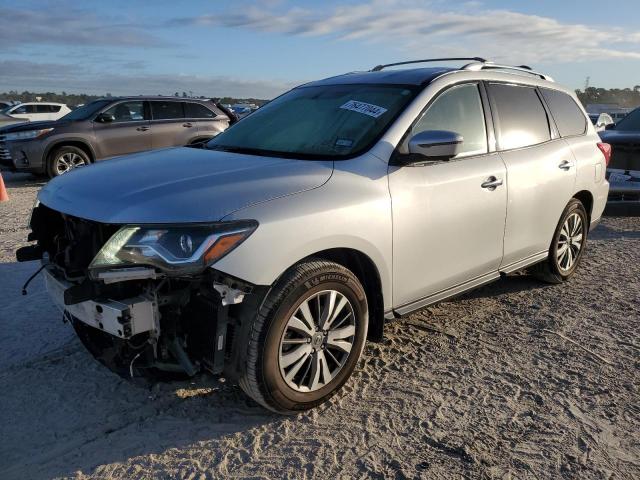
[205,143,336,160]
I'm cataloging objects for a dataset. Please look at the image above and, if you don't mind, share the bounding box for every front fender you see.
[213,157,393,310]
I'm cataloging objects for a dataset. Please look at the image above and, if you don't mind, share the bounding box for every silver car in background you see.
[19,58,609,413]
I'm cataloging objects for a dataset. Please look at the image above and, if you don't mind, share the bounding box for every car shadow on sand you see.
[0,337,285,480]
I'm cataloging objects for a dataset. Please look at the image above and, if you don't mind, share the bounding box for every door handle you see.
[481,176,503,190]
[136,126,149,131]
[183,123,193,128]
[558,160,575,170]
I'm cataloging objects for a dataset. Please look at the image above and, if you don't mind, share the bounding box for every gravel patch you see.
[0,172,638,479]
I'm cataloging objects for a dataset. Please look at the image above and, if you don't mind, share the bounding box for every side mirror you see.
[604,123,616,130]
[95,113,115,123]
[407,130,463,161]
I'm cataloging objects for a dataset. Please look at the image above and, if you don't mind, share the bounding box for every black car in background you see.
[0,97,236,177]
[599,107,640,203]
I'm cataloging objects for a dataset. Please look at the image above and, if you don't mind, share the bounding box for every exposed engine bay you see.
[17,203,266,382]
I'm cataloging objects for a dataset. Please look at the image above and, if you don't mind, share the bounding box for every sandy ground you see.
[0,172,638,480]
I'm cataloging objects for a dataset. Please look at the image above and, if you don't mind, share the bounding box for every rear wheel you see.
[238,260,368,413]
[532,198,588,284]
[47,146,90,178]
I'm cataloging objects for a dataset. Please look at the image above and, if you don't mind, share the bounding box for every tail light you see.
[597,142,611,167]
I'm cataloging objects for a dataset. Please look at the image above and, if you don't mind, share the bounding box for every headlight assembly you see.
[5,128,54,141]
[89,221,257,277]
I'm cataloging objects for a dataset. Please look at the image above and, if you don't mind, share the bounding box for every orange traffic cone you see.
[0,172,8,202]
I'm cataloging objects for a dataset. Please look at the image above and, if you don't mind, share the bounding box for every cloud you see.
[0,60,296,99]
[169,1,640,63]
[0,7,163,48]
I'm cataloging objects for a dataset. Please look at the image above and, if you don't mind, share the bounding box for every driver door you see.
[389,82,507,310]
[93,100,151,158]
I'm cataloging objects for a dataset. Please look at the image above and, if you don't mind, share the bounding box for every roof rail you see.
[371,57,487,72]
[462,61,554,82]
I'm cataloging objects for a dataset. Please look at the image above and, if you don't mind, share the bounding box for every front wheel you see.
[47,146,90,178]
[532,198,588,284]
[238,260,368,413]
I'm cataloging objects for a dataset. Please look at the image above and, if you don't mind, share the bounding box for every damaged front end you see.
[17,203,264,381]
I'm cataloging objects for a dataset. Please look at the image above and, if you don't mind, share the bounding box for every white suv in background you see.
[3,102,71,122]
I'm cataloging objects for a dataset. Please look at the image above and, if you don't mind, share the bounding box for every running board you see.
[393,271,500,317]
[499,251,548,274]
[391,251,549,318]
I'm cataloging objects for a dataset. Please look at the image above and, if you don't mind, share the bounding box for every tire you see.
[47,145,90,178]
[238,260,368,414]
[532,198,588,284]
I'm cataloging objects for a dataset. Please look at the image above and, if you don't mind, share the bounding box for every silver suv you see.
[19,59,610,413]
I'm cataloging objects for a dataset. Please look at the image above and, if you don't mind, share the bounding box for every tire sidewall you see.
[260,268,368,411]
[47,146,90,178]
[549,200,588,279]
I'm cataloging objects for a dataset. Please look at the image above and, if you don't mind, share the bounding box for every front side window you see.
[14,105,36,114]
[540,88,586,137]
[207,84,418,159]
[151,101,184,120]
[63,100,111,121]
[488,83,551,150]
[407,83,487,157]
[615,108,640,131]
[103,101,145,123]
[185,103,216,119]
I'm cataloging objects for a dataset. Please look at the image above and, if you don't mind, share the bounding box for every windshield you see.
[60,100,112,121]
[207,84,418,159]
[615,108,640,131]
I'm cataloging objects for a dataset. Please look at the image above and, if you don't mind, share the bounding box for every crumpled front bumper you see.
[43,267,159,339]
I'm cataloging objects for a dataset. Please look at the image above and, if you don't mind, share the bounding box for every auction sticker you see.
[340,100,388,118]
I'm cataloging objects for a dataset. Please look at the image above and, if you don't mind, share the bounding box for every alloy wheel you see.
[557,212,583,271]
[56,152,87,175]
[278,289,356,392]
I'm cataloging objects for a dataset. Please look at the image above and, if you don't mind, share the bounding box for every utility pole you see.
[584,76,590,90]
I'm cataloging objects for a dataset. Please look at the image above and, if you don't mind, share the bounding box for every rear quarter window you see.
[540,88,587,137]
[488,83,551,150]
[185,103,216,119]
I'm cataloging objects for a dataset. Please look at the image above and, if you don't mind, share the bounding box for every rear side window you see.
[540,88,586,137]
[185,103,216,119]
[151,101,184,120]
[36,105,60,113]
[488,84,551,150]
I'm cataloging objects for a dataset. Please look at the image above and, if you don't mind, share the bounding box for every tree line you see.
[2,87,639,110]
[0,90,268,107]
[575,86,640,109]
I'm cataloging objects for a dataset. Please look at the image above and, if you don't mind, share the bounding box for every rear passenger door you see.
[149,101,193,148]
[38,104,58,120]
[487,83,577,267]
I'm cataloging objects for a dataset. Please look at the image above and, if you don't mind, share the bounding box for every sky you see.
[1,0,639,99]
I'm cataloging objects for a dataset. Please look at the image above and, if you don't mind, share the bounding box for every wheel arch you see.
[573,190,593,227]
[300,248,386,342]
[44,139,96,165]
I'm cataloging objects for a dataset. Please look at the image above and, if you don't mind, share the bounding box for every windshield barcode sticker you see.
[340,100,388,118]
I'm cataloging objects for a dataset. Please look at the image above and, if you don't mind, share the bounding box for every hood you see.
[599,130,640,146]
[0,119,66,133]
[38,147,333,224]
